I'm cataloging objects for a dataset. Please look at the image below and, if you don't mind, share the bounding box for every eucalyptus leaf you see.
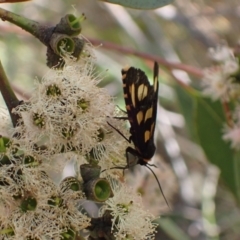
[99,0,173,9]
[175,85,197,139]
[175,86,239,202]
[156,217,191,240]
[195,97,238,199]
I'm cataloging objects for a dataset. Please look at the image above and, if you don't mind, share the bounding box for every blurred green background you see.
[1,0,240,239]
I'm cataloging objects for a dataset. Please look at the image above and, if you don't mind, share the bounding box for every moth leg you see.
[113,105,128,120]
[114,116,128,120]
[116,105,127,114]
[101,163,126,172]
[107,121,131,143]
[106,115,128,120]
[147,163,157,168]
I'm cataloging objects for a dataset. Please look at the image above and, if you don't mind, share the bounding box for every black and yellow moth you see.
[109,62,169,207]
[121,62,159,167]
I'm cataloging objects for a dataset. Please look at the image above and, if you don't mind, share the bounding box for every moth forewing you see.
[144,130,151,142]
[150,122,155,135]
[144,107,153,122]
[138,84,148,101]
[154,77,158,92]
[153,61,159,83]
[136,111,144,125]
[130,84,136,107]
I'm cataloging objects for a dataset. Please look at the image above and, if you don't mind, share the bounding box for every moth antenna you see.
[145,164,170,209]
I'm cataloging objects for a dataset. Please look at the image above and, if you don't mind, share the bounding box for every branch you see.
[0,60,20,127]
[88,38,204,78]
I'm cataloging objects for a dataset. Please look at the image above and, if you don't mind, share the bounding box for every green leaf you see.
[175,85,197,139]
[175,86,240,202]
[195,97,238,200]
[232,151,240,203]
[99,0,173,9]
[156,217,191,240]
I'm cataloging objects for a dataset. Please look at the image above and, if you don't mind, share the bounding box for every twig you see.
[0,60,20,126]
[88,38,204,78]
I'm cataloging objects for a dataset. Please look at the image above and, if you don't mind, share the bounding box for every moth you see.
[109,62,169,207]
[120,62,159,166]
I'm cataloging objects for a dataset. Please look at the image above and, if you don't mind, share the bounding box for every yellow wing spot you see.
[143,85,148,98]
[122,73,127,80]
[130,84,136,107]
[138,84,148,101]
[144,107,153,122]
[137,111,144,125]
[145,130,151,142]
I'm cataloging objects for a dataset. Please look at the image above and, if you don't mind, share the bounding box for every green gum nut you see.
[55,14,84,36]
[50,33,75,56]
[80,164,101,183]
[47,37,85,68]
[60,177,81,193]
[83,178,113,202]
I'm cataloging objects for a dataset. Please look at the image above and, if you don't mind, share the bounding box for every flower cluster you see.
[0,38,158,239]
[99,179,157,240]
[202,42,240,149]
[0,153,90,239]
[202,42,239,101]
[13,49,112,155]
[222,107,240,149]
[11,42,128,170]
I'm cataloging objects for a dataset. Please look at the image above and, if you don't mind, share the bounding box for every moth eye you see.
[137,111,144,125]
